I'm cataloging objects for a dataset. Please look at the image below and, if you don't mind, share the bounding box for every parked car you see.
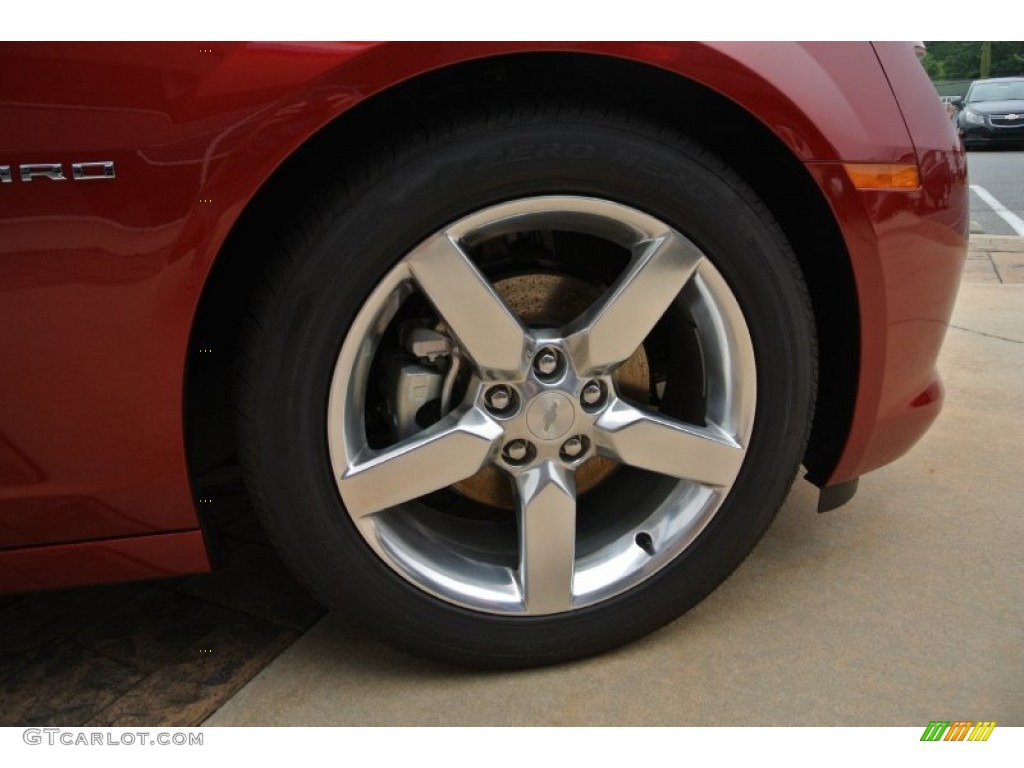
[0,42,967,666]
[955,76,1024,148]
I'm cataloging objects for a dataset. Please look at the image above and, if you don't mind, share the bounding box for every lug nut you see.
[534,348,560,377]
[560,435,585,460]
[485,385,514,413]
[503,439,531,464]
[581,381,605,407]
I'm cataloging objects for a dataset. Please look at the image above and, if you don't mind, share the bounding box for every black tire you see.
[236,103,816,667]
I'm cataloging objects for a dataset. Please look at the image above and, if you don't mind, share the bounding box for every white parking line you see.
[970,184,1024,236]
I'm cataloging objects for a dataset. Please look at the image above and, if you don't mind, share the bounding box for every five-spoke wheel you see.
[328,197,756,615]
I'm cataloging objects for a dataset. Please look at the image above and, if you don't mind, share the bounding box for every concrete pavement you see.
[206,275,1024,726]
[964,234,1024,283]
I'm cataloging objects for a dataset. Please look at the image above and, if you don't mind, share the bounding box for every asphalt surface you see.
[968,149,1024,236]
[207,272,1024,726]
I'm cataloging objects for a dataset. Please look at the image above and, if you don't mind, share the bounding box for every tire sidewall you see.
[244,115,814,665]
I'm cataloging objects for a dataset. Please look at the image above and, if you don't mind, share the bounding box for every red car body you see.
[0,42,967,592]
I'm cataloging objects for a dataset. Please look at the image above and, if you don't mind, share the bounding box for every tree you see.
[923,42,1024,81]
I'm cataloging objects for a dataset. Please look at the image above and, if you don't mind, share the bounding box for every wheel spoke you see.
[340,408,502,517]
[515,461,577,614]
[565,232,704,374]
[407,233,528,377]
[595,399,745,487]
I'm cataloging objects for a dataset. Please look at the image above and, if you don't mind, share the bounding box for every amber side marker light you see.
[843,163,921,190]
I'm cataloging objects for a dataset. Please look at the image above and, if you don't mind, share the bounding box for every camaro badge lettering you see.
[0,161,116,183]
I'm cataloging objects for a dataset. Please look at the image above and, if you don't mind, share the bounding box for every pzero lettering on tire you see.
[237,105,816,667]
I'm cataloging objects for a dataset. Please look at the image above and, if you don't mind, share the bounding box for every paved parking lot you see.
[968,150,1024,237]
[2,239,1021,727]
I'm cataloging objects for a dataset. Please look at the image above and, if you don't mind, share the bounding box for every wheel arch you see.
[184,49,860,513]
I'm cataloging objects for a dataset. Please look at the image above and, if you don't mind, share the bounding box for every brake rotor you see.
[451,273,650,509]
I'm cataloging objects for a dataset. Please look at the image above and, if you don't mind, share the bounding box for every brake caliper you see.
[382,325,455,440]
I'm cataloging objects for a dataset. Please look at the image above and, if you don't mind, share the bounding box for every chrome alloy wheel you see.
[326,196,756,616]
